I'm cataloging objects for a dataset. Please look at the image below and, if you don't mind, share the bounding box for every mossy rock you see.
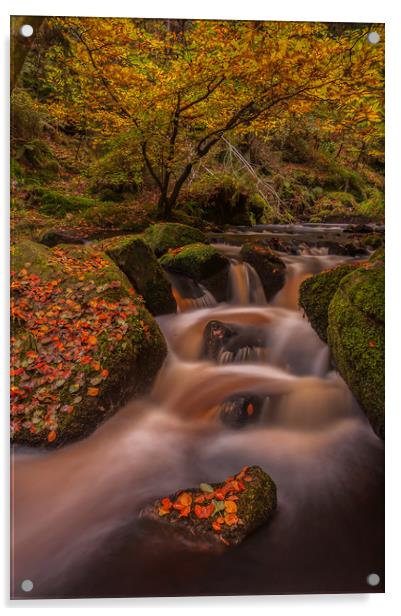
[27,186,101,217]
[362,234,384,250]
[144,222,207,257]
[10,240,167,447]
[160,243,230,302]
[299,263,359,343]
[100,235,176,315]
[240,242,286,301]
[327,262,384,439]
[140,465,277,548]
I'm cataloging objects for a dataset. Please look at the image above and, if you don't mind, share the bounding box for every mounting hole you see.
[367,573,380,587]
[21,579,34,592]
[19,24,34,38]
[367,32,380,44]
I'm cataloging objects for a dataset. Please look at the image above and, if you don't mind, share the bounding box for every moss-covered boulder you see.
[299,263,359,343]
[140,465,277,548]
[144,222,207,257]
[10,240,167,446]
[240,242,286,301]
[99,235,176,315]
[327,261,384,439]
[160,243,230,302]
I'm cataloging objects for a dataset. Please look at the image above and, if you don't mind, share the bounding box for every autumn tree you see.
[39,18,384,217]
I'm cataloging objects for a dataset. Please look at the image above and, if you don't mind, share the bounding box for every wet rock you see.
[160,243,230,302]
[328,260,384,439]
[143,222,206,257]
[99,234,176,315]
[344,224,372,234]
[202,320,266,362]
[240,242,286,300]
[140,465,277,549]
[219,393,264,428]
[299,263,360,343]
[11,241,167,446]
[40,229,86,247]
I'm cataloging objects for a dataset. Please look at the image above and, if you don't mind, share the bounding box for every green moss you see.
[144,222,206,256]
[327,263,384,439]
[356,188,384,221]
[240,242,286,301]
[100,234,176,315]
[81,202,149,231]
[27,186,101,217]
[362,234,384,250]
[299,263,359,342]
[160,243,226,280]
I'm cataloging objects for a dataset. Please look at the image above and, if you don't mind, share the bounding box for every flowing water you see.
[11,226,384,598]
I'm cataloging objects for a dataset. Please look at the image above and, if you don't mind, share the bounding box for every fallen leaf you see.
[47,430,57,443]
[87,387,99,397]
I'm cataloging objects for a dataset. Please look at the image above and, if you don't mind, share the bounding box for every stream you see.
[11,225,384,598]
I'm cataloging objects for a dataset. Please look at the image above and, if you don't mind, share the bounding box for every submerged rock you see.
[299,263,359,342]
[11,240,167,446]
[140,465,277,548]
[160,243,230,302]
[143,222,206,257]
[202,320,266,363]
[219,393,264,428]
[100,234,176,315]
[240,242,286,300]
[328,260,384,439]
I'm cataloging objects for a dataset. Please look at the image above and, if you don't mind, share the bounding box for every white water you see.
[11,238,383,597]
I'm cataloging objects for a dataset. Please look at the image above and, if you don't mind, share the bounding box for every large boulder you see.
[160,243,230,302]
[143,222,206,257]
[100,235,176,315]
[140,465,277,548]
[240,242,286,301]
[299,263,359,342]
[328,261,384,439]
[10,240,167,446]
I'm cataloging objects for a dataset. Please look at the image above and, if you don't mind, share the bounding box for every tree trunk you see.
[10,16,45,91]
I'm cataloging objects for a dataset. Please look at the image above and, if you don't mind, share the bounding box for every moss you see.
[362,234,384,250]
[141,465,277,547]
[100,234,176,315]
[11,241,167,447]
[160,243,226,280]
[240,242,286,301]
[299,263,359,342]
[327,263,384,439]
[144,222,206,256]
[27,186,101,217]
[81,202,150,231]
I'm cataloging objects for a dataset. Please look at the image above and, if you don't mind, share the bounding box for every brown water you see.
[11,232,384,598]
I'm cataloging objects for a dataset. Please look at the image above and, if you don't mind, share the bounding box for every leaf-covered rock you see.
[10,240,167,446]
[240,242,286,301]
[100,234,176,315]
[140,465,277,548]
[143,223,207,257]
[327,260,384,439]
